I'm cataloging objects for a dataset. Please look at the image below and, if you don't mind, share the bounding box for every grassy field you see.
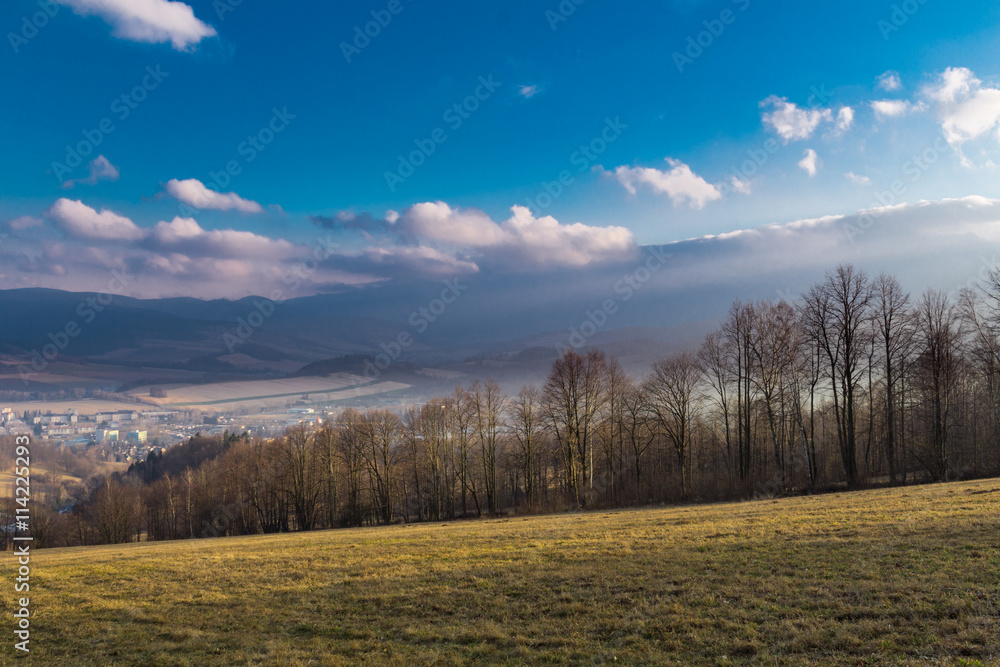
[7,479,1000,665]
[0,464,83,499]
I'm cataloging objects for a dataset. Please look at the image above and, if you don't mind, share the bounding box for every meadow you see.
[8,479,1000,665]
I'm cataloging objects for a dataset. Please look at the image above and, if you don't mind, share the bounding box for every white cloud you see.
[760,96,834,142]
[165,178,263,213]
[500,205,635,267]
[62,155,120,189]
[845,172,871,186]
[45,199,145,241]
[401,202,508,247]
[878,71,902,92]
[943,89,1000,142]
[56,0,216,50]
[871,99,923,119]
[729,176,752,195]
[150,216,204,243]
[518,84,541,99]
[923,68,1000,163]
[612,159,722,209]
[926,67,978,104]
[798,149,820,178]
[836,107,855,132]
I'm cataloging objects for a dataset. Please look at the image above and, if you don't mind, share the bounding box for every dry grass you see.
[7,479,1000,665]
[0,464,83,499]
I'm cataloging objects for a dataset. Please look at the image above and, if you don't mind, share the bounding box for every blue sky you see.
[3,0,1000,300]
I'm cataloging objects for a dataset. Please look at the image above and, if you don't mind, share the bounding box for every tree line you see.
[14,264,1000,547]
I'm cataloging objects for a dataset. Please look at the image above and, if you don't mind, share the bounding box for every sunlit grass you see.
[10,479,1000,665]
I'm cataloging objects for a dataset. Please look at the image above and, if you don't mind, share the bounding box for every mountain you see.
[0,286,718,396]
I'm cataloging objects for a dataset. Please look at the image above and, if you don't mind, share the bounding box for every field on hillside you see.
[0,360,206,393]
[9,479,1000,665]
[128,373,410,409]
[0,464,81,498]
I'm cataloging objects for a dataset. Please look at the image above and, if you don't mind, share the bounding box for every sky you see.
[3,0,1000,309]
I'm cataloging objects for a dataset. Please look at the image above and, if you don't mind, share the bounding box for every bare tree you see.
[801,264,873,486]
[422,400,453,520]
[787,327,821,491]
[471,378,507,515]
[278,426,322,531]
[600,357,630,504]
[620,381,655,503]
[915,289,962,481]
[873,273,914,483]
[314,423,340,528]
[748,301,798,491]
[510,385,542,510]
[402,408,426,521]
[722,301,759,494]
[645,352,702,500]
[451,386,480,517]
[246,442,288,533]
[362,410,402,524]
[699,329,736,487]
[336,409,368,527]
[542,349,608,507]
[960,268,1000,466]
[93,477,140,544]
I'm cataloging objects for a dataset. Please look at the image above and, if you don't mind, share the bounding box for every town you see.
[0,404,333,464]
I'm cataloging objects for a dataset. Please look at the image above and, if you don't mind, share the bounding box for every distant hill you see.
[0,287,719,397]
